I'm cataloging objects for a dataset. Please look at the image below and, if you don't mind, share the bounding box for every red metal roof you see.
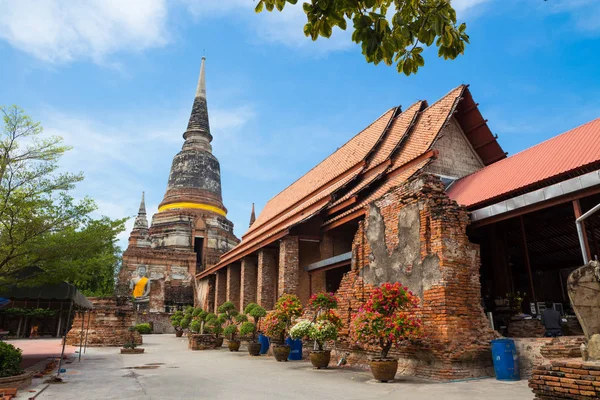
[447,118,600,208]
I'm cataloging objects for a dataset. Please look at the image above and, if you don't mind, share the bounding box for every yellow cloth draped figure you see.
[133,276,148,297]
[130,265,151,304]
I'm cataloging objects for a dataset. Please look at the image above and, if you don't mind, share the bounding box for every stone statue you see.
[130,265,151,304]
[567,260,600,361]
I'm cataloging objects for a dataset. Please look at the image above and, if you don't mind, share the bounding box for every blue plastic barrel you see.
[285,337,303,361]
[491,338,520,381]
[258,334,269,354]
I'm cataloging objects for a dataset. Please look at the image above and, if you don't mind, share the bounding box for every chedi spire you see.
[183,57,212,152]
[133,192,148,230]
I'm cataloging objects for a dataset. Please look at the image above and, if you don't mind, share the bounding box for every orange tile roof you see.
[447,118,600,208]
[198,84,503,278]
[247,108,396,236]
[323,157,433,227]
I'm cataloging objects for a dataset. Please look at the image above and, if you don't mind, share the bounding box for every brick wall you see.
[240,256,258,311]
[136,312,174,334]
[226,264,241,310]
[279,236,299,296]
[332,174,495,380]
[215,269,227,312]
[66,298,142,347]
[530,360,600,399]
[258,248,277,310]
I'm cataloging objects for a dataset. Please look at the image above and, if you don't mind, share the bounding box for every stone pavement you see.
[33,335,533,400]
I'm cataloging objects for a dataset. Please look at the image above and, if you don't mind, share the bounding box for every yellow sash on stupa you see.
[133,276,148,297]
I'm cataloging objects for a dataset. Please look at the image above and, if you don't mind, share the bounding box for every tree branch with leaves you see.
[256,0,469,75]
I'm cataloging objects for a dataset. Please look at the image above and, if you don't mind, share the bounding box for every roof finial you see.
[249,203,256,228]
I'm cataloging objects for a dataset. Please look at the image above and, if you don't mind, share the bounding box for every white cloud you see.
[183,0,353,53]
[451,0,492,15]
[0,0,168,64]
[544,0,600,33]
[40,99,259,248]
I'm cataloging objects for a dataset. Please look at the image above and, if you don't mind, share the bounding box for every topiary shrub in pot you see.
[241,303,266,356]
[351,282,421,382]
[206,313,226,348]
[264,294,303,361]
[121,327,145,354]
[218,301,247,352]
[170,310,185,337]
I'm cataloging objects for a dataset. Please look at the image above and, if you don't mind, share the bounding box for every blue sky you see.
[1,0,599,247]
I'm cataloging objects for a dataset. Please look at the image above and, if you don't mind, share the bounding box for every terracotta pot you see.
[369,358,398,382]
[272,344,290,362]
[247,342,261,356]
[0,372,33,389]
[175,330,183,338]
[310,350,331,369]
[120,348,145,354]
[214,337,224,348]
[228,340,241,352]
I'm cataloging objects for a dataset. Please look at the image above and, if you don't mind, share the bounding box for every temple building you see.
[119,58,239,321]
[195,84,600,379]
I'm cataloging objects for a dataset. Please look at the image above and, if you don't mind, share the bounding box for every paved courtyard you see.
[28,335,532,400]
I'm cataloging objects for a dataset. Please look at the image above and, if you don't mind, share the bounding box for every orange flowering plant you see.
[350,282,421,359]
[264,294,303,343]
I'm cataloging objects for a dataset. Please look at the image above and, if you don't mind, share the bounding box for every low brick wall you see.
[514,336,585,378]
[135,312,174,334]
[66,298,142,347]
[530,359,600,399]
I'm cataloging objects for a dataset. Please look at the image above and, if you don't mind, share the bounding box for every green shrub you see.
[180,316,191,330]
[239,321,255,339]
[0,342,22,378]
[170,311,184,330]
[189,320,201,334]
[135,323,152,334]
[223,324,238,340]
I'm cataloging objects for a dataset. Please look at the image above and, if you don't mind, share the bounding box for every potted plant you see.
[306,292,343,368]
[206,313,226,348]
[506,291,526,315]
[121,327,145,354]
[264,294,303,361]
[0,342,32,389]
[170,310,185,337]
[218,301,247,352]
[351,282,421,382]
[239,303,267,356]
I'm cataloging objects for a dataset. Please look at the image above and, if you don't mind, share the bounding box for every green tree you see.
[256,0,469,75]
[0,105,125,294]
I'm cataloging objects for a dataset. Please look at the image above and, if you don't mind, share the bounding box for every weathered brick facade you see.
[226,264,241,310]
[332,174,496,380]
[66,298,142,347]
[530,360,600,399]
[257,248,277,310]
[215,269,227,313]
[240,256,258,311]
[278,236,299,296]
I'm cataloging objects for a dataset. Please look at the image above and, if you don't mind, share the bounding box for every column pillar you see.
[278,235,299,296]
[205,275,216,313]
[226,264,241,311]
[257,248,277,310]
[215,269,227,313]
[240,256,258,312]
